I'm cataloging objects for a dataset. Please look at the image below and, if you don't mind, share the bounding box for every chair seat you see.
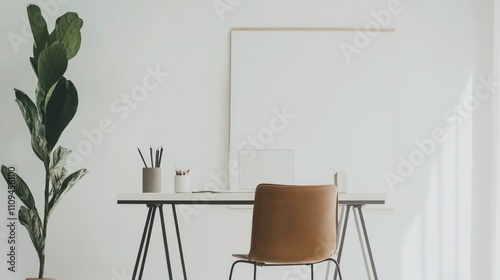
[232,253,335,266]
[232,254,267,265]
[232,254,249,260]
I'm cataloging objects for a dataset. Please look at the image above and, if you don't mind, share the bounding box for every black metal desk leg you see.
[355,206,379,280]
[138,205,157,280]
[172,205,188,280]
[131,205,174,280]
[159,205,174,280]
[132,206,154,280]
[334,205,351,280]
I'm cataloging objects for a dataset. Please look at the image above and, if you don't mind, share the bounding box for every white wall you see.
[0,0,495,280]
[494,2,500,279]
[492,0,500,279]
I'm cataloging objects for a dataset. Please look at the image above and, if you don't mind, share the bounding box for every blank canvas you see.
[238,149,295,190]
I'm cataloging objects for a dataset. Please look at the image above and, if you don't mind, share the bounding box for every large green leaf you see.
[30,56,38,76]
[37,41,68,92]
[14,89,49,164]
[48,168,88,216]
[45,78,79,151]
[19,206,44,256]
[1,165,37,211]
[50,146,71,175]
[49,146,71,193]
[54,12,83,60]
[14,89,39,135]
[31,134,49,167]
[50,166,67,197]
[27,4,49,60]
[35,82,47,124]
[48,29,57,46]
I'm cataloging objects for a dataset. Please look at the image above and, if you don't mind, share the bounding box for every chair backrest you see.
[247,184,338,264]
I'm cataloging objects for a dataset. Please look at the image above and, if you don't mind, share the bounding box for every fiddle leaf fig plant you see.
[1,4,87,279]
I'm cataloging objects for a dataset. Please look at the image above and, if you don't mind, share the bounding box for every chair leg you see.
[229,260,257,280]
[228,261,243,280]
[328,259,343,280]
[311,264,314,280]
[253,263,257,280]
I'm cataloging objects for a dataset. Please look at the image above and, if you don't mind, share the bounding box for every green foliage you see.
[19,206,45,257]
[1,166,44,256]
[27,5,49,62]
[54,12,83,60]
[37,42,68,95]
[48,147,89,217]
[2,4,87,278]
[14,89,49,166]
[45,77,79,151]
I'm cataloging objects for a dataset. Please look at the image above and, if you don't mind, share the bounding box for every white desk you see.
[117,192,385,280]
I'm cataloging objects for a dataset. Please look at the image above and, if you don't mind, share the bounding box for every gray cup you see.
[143,168,161,193]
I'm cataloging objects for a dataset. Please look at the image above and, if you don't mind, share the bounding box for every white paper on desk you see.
[238,149,295,190]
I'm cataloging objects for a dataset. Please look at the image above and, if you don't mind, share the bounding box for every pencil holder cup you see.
[174,175,190,193]
[143,168,162,193]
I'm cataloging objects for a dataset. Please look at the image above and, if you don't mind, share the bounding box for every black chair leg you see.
[229,260,252,280]
[229,260,339,280]
[328,259,342,280]
[228,261,239,280]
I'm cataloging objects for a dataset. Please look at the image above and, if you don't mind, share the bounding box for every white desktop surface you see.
[117,192,386,205]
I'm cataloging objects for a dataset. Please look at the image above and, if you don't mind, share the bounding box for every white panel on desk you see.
[229,29,398,192]
[238,149,295,190]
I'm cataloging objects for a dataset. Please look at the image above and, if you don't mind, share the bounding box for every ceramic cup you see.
[143,168,161,193]
[174,175,190,193]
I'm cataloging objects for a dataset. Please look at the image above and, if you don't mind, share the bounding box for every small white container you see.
[174,175,190,193]
[143,168,162,193]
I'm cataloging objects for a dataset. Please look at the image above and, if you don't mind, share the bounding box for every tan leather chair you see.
[228,183,342,280]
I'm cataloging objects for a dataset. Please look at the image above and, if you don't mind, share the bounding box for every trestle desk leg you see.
[138,205,157,280]
[354,206,379,280]
[159,205,174,280]
[132,206,154,280]
[172,205,188,280]
[334,205,351,280]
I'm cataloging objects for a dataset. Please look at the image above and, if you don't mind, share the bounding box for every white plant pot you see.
[174,175,190,193]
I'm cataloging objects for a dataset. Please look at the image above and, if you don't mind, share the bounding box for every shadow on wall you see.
[394,77,474,279]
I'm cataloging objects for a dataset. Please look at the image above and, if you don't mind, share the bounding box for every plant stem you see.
[38,170,50,278]
[38,253,45,278]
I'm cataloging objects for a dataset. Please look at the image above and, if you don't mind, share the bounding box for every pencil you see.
[150,147,153,168]
[155,148,159,167]
[159,146,163,167]
[137,148,148,168]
